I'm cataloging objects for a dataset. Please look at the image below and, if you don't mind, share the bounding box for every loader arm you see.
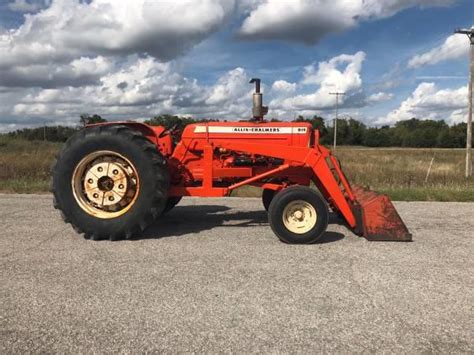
[216,140,358,228]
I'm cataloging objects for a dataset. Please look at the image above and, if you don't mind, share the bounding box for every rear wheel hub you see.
[72,151,140,218]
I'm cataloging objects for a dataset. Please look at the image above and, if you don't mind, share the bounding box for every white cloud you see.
[408,33,470,68]
[361,0,456,19]
[449,109,468,124]
[271,51,366,111]
[4,53,370,130]
[0,56,113,88]
[367,92,394,103]
[7,0,46,13]
[377,82,468,125]
[0,0,466,131]
[3,57,254,131]
[206,68,249,105]
[301,52,365,88]
[239,0,360,43]
[271,80,296,93]
[0,0,235,87]
[239,0,455,43]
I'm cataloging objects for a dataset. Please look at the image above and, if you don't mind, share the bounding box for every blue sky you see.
[0,0,472,131]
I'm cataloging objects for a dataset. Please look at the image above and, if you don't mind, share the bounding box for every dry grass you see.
[0,137,472,200]
[334,147,474,201]
[0,137,60,193]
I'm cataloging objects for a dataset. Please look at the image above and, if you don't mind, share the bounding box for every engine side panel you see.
[169,122,313,186]
[181,121,312,147]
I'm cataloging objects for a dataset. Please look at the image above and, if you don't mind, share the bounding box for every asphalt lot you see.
[1,194,473,353]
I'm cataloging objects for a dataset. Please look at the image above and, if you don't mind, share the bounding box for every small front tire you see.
[262,189,275,211]
[268,186,329,244]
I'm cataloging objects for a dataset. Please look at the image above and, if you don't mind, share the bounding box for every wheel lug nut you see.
[118,184,124,189]
[97,167,103,172]
[87,178,93,184]
[93,193,99,198]
[113,169,118,175]
[109,196,114,201]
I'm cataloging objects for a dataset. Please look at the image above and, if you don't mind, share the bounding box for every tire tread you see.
[51,124,169,241]
[268,185,329,244]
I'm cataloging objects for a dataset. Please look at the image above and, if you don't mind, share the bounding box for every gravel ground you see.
[1,194,473,353]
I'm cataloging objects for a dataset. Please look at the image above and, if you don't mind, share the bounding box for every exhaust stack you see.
[250,78,268,121]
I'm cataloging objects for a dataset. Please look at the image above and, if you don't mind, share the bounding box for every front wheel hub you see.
[282,200,318,234]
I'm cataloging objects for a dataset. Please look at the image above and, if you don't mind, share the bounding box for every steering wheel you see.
[158,122,181,138]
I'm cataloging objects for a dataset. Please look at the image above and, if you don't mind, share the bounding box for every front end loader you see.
[51,78,411,243]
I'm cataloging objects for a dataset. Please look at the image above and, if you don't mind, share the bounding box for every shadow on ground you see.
[141,204,345,244]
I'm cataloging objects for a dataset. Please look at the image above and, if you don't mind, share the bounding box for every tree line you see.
[294,115,469,148]
[3,113,470,148]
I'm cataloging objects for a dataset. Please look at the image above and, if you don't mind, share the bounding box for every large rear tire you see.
[162,197,182,214]
[268,186,329,244]
[51,125,169,240]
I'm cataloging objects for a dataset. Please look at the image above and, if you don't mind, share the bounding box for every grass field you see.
[1,136,473,201]
[0,137,60,193]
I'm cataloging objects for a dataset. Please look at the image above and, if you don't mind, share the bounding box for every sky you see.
[0,0,472,132]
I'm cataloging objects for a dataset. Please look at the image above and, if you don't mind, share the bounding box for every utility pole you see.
[455,27,473,178]
[329,92,345,151]
[43,122,46,141]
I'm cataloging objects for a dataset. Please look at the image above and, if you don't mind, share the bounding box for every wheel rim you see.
[282,200,317,234]
[72,150,140,219]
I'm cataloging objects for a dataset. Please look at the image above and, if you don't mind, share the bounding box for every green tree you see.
[79,114,107,126]
[294,115,329,143]
[449,122,468,148]
[7,125,78,142]
[363,126,392,147]
[145,114,218,137]
[347,118,366,145]
[145,114,188,129]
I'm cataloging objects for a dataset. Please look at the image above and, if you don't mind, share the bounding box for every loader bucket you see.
[352,185,412,242]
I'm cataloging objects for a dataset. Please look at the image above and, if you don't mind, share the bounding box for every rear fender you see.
[86,122,172,156]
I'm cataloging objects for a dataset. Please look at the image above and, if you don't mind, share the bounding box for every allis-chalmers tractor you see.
[52,79,411,243]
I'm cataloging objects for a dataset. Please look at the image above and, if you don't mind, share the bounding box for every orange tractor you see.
[52,79,411,243]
